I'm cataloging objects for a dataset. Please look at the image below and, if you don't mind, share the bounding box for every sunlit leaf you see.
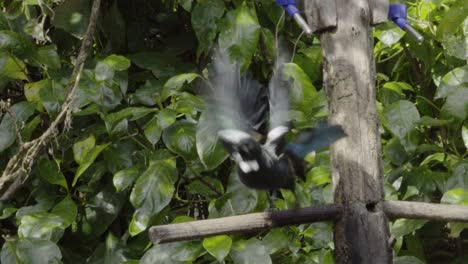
[162,121,197,160]
[0,101,35,152]
[196,112,228,170]
[231,238,272,264]
[383,100,420,139]
[192,0,225,57]
[129,159,177,235]
[218,3,260,70]
[391,219,428,238]
[203,235,232,262]
[0,238,62,264]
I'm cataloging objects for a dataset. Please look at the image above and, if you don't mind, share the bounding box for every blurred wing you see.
[208,49,268,134]
[268,46,290,131]
[286,125,346,159]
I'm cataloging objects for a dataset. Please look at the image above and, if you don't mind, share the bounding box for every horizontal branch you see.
[149,205,341,244]
[384,201,468,222]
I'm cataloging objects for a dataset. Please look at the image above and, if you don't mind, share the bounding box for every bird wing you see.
[207,50,268,151]
[285,124,347,159]
[265,47,291,149]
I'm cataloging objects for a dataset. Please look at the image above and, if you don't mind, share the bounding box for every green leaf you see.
[104,107,155,132]
[402,186,419,200]
[1,238,62,264]
[191,0,225,57]
[113,167,140,192]
[435,65,468,99]
[209,170,259,217]
[202,235,232,262]
[218,3,260,70]
[174,92,206,114]
[73,135,96,165]
[128,52,193,79]
[282,63,318,118]
[418,116,452,126]
[95,55,131,81]
[80,184,126,239]
[87,232,131,264]
[441,188,468,205]
[73,137,109,186]
[382,82,413,96]
[162,121,198,160]
[37,45,61,70]
[144,116,162,145]
[140,244,179,264]
[445,163,468,191]
[187,177,224,198]
[134,80,164,106]
[171,241,205,262]
[436,0,467,40]
[383,100,420,139]
[262,228,291,254]
[374,22,405,46]
[231,238,272,264]
[103,54,131,71]
[164,73,200,91]
[36,158,68,190]
[383,138,409,166]
[51,196,77,228]
[157,108,177,129]
[129,159,177,235]
[0,207,18,220]
[18,212,65,242]
[294,45,323,82]
[420,152,445,166]
[0,30,34,55]
[394,256,425,264]
[442,88,468,120]
[0,52,27,80]
[463,124,468,151]
[95,61,115,81]
[300,222,333,249]
[178,0,193,11]
[306,166,331,186]
[0,101,35,152]
[196,112,228,170]
[52,0,91,38]
[103,141,136,173]
[25,79,67,115]
[391,219,428,238]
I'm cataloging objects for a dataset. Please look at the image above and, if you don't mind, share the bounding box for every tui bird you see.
[206,49,346,208]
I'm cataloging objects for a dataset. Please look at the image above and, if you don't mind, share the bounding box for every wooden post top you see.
[297,0,388,33]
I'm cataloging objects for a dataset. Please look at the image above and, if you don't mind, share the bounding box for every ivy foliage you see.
[0,0,466,263]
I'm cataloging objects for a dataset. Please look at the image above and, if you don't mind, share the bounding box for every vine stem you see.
[0,0,102,201]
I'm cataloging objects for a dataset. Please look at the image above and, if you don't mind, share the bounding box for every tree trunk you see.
[320,0,392,262]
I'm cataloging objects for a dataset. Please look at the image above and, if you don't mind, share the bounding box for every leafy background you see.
[0,0,466,263]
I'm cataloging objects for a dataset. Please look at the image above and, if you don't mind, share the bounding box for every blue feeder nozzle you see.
[389,4,424,43]
[276,0,312,36]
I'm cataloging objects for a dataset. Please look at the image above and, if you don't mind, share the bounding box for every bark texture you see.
[320,0,392,262]
[385,201,468,222]
[298,0,337,33]
[149,205,341,244]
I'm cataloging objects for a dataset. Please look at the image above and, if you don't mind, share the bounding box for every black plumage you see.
[206,49,346,198]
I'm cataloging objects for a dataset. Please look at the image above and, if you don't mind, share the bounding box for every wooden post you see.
[317,0,392,263]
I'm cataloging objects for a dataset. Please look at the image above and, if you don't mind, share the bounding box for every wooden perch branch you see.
[384,201,468,222]
[149,205,341,244]
[0,0,102,200]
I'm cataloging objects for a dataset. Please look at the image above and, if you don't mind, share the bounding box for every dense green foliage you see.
[0,0,466,263]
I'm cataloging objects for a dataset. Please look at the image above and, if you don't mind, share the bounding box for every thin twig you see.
[0,0,102,201]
